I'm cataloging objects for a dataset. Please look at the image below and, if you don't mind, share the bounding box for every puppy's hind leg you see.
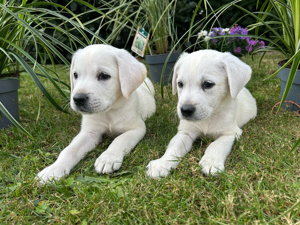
[146,130,196,179]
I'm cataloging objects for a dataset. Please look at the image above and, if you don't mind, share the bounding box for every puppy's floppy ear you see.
[172,52,189,95]
[221,52,252,99]
[70,49,83,94]
[115,49,147,99]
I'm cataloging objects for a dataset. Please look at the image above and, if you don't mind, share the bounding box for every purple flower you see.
[229,27,236,35]
[233,47,241,53]
[217,27,225,35]
[254,40,266,50]
[219,30,225,35]
[212,27,218,33]
[248,40,258,46]
[236,26,242,33]
[241,28,248,35]
[209,30,218,44]
[209,30,216,37]
[239,28,248,39]
[246,45,253,52]
[198,24,266,56]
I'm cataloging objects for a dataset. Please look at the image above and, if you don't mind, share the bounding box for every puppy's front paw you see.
[199,154,225,176]
[94,151,123,174]
[37,163,69,184]
[146,158,179,179]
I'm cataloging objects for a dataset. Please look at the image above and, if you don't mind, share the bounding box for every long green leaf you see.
[23,1,84,28]
[0,3,69,65]
[0,38,69,101]
[255,0,274,36]
[289,137,300,154]
[0,102,33,140]
[266,48,300,79]
[270,0,294,51]
[6,49,68,113]
[35,73,70,90]
[278,55,300,110]
[290,0,300,49]
[188,0,204,42]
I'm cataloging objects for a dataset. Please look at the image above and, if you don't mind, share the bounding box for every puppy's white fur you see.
[38,44,156,183]
[146,50,257,178]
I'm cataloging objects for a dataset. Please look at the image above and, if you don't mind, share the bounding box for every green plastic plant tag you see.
[131,27,149,57]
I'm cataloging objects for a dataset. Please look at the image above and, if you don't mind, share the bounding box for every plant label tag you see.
[131,27,149,57]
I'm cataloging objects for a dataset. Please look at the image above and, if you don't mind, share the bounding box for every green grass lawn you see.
[0,53,300,224]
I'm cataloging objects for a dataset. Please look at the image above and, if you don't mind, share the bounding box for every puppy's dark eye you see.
[178,81,183,88]
[74,72,78,79]
[202,81,215,90]
[98,72,111,81]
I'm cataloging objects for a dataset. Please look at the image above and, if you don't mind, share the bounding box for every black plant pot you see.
[145,51,181,85]
[278,64,300,112]
[0,78,20,129]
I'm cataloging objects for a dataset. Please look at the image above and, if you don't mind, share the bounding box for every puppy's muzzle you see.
[181,104,196,118]
[73,93,89,107]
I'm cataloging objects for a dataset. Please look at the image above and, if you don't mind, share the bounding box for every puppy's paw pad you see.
[199,156,225,176]
[146,159,178,179]
[94,153,123,174]
[37,165,69,184]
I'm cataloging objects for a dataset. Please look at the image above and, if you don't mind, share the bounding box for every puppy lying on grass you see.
[147,49,257,178]
[37,44,156,183]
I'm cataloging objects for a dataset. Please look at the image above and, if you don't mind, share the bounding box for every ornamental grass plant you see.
[0,0,106,137]
[140,0,177,54]
[235,0,300,108]
[232,0,300,151]
[91,0,179,55]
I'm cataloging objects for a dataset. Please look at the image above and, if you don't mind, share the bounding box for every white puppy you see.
[147,49,257,178]
[38,44,156,183]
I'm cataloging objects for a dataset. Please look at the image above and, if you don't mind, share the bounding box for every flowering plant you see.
[197,24,265,57]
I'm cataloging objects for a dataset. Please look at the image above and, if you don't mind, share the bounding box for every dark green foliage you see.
[26,0,270,57]
[208,0,263,28]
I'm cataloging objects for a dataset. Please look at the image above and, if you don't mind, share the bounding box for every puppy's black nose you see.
[181,104,195,117]
[73,93,89,106]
